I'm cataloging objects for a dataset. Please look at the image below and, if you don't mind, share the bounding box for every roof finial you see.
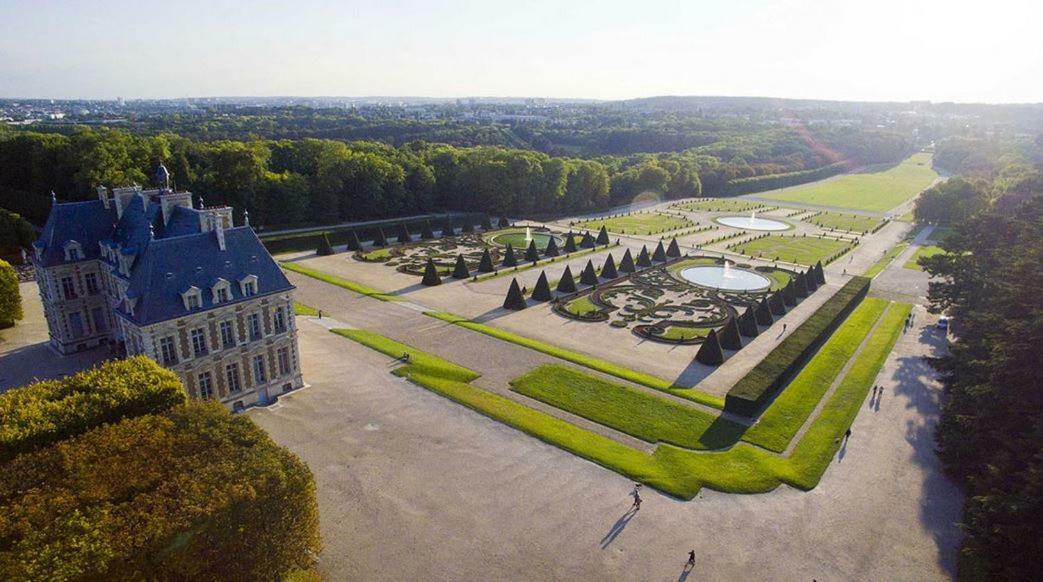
[243,209,250,226]
[51,191,57,205]
[198,196,205,210]
[149,223,155,240]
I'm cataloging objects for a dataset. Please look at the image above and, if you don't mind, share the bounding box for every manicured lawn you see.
[358,247,393,261]
[862,242,910,278]
[424,311,726,410]
[564,295,599,317]
[807,212,882,233]
[575,212,692,235]
[330,328,479,383]
[293,302,319,316]
[759,153,938,212]
[659,326,713,341]
[677,199,773,213]
[280,261,403,302]
[511,365,744,449]
[730,235,852,266]
[741,298,889,452]
[764,269,792,291]
[904,245,943,271]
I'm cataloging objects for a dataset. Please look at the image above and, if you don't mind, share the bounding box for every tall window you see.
[216,287,229,303]
[90,307,107,333]
[68,312,85,338]
[186,293,200,310]
[244,281,257,296]
[248,313,262,341]
[277,347,291,376]
[197,371,214,399]
[61,276,77,300]
[84,273,99,295]
[190,328,208,357]
[273,307,286,334]
[226,363,242,393]
[159,336,178,365]
[253,355,267,383]
[220,320,236,349]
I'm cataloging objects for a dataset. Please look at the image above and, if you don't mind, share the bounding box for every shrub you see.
[346,230,362,251]
[502,243,518,267]
[738,306,759,337]
[666,238,681,258]
[544,236,560,257]
[525,240,540,263]
[0,357,186,463]
[580,260,598,285]
[563,232,578,253]
[783,281,797,306]
[619,248,636,272]
[755,296,774,326]
[315,233,335,256]
[637,246,652,267]
[601,254,618,279]
[421,258,442,286]
[452,254,469,279]
[461,220,475,234]
[719,317,743,350]
[396,223,412,243]
[557,266,577,293]
[596,225,610,246]
[725,276,871,417]
[531,272,552,301]
[420,221,435,240]
[442,216,455,237]
[481,215,493,230]
[372,227,388,247]
[794,272,809,297]
[652,241,667,262]
[768,292,787,316]
[0,260,20,327]
[503,279,526,310]
[696,329,724,365]
[580,231,596,249]
[0,401,320,581]
[477,248,494,273]
[498,216,510,228]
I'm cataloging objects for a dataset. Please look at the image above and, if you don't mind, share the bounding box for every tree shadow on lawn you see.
[889,326,963,579]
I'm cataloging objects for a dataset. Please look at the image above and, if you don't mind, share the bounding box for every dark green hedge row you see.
[260,213,486,254]
[725,276,870,417]
[720,161,850,196]
[0,356,186,462]
[0,400,321,580]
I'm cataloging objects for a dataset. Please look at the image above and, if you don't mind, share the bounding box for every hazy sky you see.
[1,0,1039,102]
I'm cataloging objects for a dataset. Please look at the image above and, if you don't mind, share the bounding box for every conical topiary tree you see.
[461,219,475,233]
[619,248,636,272]
[421,221,435,240]
[442,217,456,237]
[652,241,667,262]
[373,227,388,247]
[563,232,578,253]
[421,258,442,286]
[782,280,797,306]
[738,306,760,337]
[478,248,494,273]
[525,239,540,263]
[804,269,819,292]
[503,278,526,310]
[346,230,362,251]
[580,260,598,285]
[316,233,335,256]
[544,236,560,257]
[481,215,493,230]
[666,238,681,258]
[557,265,577,293]
[696,329,725,365]
[452,254,469,279]
[755,296,774,326]
[502,243,518,268]
[768,292,787,316]
[601,254,618,279]
[596,225,610,246]
[814,261,826,285]
[794,271,810,297]
[531,271,552,301]
[580,231,596,249]
[498,216,510,228]
[719,317,743,350]
[636,245,652,267]
[397,223,412,244]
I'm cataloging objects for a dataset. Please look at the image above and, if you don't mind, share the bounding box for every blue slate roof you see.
[120,227,293,325]
[34,200,117,267]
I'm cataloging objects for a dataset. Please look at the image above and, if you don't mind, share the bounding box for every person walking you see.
[782,323,787,332]
[632,492,642,511]
[317,309,322,319]
[844,428,852,441]
[686,550,696,570]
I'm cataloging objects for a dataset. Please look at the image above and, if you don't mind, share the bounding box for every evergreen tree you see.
[420,221,435,240]
[580,260,598,285]
[596,225,610,245]
[557,265,577,293]
[782,280,797,306]
[442,216,456,237]
[481,215,493,230]
[396,223,412,244]
[316,233,335,256]
[580,231,596,249]
[498,216,510,228]
[421,258,442,286]
[502,243,518,267]
[755,296,774,325]
[637,245,652,267]
[563,232,578,253]
[452,254,469,279]
[696,329,725,365]
[477,248,495,273]
[768,291,787,316]
[461,219,475,233]
[804,269,819,292]
[601,254,618,279]
[544,236,560,257]
[373,227,388,247]
[346,230,362,251]
[814,261,826,284]
[503,278,526,310]
[794,271,810,297]
[738,306,759,337]
[652,241,667,262]
[719,317,743,350]
[525,239,540,262]
[619,248,636,272]
[0,260,23,326]
[666,237,681,258]
[531,271,553,301]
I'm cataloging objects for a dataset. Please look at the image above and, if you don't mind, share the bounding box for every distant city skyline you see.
[0,0,1039,103]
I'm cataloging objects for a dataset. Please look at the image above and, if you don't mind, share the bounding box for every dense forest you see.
[0,120,908,230]
[916,136,1043,578]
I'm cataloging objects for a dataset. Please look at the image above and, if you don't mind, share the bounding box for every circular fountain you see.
[715,210,790,231]
[679,261,771,292]
[491,226,563,250]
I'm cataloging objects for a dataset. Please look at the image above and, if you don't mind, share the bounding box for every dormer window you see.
[212,278,231,304]
[63,241,83,261]
[181,286,202,311]
[239,274,258,298]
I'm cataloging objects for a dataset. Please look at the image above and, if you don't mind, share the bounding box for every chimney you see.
[213,214,226,251]
[97,186,109,209]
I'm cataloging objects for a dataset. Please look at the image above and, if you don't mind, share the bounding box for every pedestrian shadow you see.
[600,508,637,549]
[838,437,849,462]
[678,566,693,582]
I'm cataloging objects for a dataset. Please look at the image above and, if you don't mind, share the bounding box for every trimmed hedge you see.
[0,401,320,580]
[721,161,849,196]
[0,357,186,462]
[725,276,871,417]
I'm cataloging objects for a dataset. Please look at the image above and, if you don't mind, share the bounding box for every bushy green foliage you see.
[725,276,870,416]
[0,357,186,462]
[0,401,320,581]
[0,260,20,327]
[914,177,989,224]
[315,232,335,256]
[722,161,849,196]
[421,258,442,286]
[0,209,35,263]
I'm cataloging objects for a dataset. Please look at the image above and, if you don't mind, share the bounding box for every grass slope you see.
[862,242,910,278]
[741,298,889,452]
[281,261,404,302]
[731,235,852,266]
[511,365,744,450]
[293,302,319,316]
[760,153,938,212]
